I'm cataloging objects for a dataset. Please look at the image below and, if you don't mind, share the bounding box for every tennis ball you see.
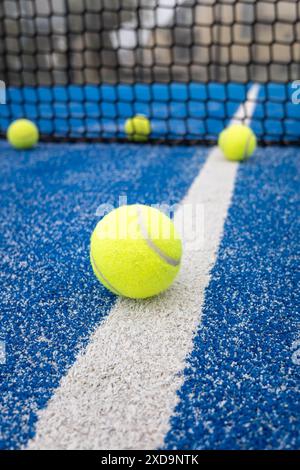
[218,124,256,161]
[90,204,182,299]
[124,115,151,142]
[7,119,39,150]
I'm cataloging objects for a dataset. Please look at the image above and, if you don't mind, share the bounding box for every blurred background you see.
[0,0,299,142]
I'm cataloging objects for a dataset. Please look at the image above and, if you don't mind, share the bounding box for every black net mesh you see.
[0,0,300,144]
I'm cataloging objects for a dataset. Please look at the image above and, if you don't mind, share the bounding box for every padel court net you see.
[0,0,299,144]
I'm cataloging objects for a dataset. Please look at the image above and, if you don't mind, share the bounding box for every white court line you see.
[28,84,260,450]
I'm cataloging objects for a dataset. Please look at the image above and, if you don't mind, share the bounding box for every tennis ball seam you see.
[90,205,181,298]
[219,125,256,161]
[136,205,181,267]
[91,253,122,296]
[243,133,253,159]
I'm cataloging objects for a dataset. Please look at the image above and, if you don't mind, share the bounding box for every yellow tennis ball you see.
[218,124,256,161]
[90,204,182,299]
[7,119,39,150]
[124,115,151,142]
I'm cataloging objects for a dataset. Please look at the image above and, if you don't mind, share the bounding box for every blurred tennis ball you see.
[90,204,182,299]
[124,115,151,142]
[7,119,39,150]
[218,124,256,161]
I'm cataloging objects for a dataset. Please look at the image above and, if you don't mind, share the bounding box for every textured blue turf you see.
[0,141,207,449]
[1,83,299,141]
[0,140,299,450]
[164,146,300,450]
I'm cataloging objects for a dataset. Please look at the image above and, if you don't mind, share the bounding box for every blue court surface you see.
[0,134,299,449]
[165,146,300,450]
